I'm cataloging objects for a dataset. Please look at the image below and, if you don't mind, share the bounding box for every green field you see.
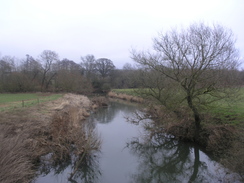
[209,97,244,125]
[113,88,244,125]
[0,93,63,111]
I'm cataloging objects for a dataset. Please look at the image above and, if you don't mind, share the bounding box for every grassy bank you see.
[109,89,143,103]
[0,93,102,183]
[208,88,244,126]
[0,93,62,111]
[111,88,244,178]
[112,88,244,125]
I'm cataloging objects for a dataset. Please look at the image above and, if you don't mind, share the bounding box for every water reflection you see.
[38,153,72,176]
[69,153,101,183]
[89,104,117,124]
[34,101,240,183]
[90,100,139,124]
[37,152,101,183]
[127,131,229,183]
[35,118,101,183]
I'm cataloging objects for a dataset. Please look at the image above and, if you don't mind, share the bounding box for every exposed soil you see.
[0,93,103,183]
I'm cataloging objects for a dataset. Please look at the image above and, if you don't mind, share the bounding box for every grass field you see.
[112,88,244,125]
[209,97,244,125]
[0,93,63,111]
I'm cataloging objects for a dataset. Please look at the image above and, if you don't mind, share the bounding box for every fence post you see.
[22,100,24,107]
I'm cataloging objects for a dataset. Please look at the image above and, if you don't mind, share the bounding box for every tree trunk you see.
[45,73,56,90]
[189,145,200,182]
[186,94,201,141]
[41,71,47,92]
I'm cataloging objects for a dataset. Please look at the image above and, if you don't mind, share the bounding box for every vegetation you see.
[113,87,244,124]
[132,22,241,141]
[207,88,244,125]
[0,93,62,111]
[108,91,144,103]
[0,94,102,183]
[0,22,244,180]
[112,87,244,178]
[109,23,244,177]
[0,51,118,94]
[112,88,139,96]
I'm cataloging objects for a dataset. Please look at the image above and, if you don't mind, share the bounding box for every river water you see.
[34,100,241,183]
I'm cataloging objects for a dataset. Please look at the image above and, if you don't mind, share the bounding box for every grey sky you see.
[0,0,243,68]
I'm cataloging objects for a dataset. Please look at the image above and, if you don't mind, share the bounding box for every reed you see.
[0,133,34,183]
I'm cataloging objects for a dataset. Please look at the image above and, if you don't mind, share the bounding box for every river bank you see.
[0,93,104,183]
[0,92,243,182]
[107,91,244,180]
[34,100,242,182]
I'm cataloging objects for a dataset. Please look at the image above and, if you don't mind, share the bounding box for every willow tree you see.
[132,23,240,140]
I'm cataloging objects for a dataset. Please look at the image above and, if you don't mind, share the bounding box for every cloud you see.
[0,0,243,68]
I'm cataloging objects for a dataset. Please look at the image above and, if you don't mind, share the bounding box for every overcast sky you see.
[0,0,243,68]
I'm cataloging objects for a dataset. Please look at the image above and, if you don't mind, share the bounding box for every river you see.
[34,100,241,183]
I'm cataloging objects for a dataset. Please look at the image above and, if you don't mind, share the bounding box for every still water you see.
[34,101,241,183]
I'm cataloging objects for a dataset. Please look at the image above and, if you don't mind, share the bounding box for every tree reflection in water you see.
[68,153,101,183]
[38,151,101,183]
[36,118,101,183]
[127,131,224,183]
[89,101,139,124]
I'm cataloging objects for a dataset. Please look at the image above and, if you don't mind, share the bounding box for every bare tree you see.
[95,58,115,78]
[55,58,81,71]
[21,55,42,82]
[0,56,16,91]
[135,67,180,107]
[123,63,134,70]
[53,58,92,93]
[132,23,240,140]
[39,50,59,91]
[80,54,96,79]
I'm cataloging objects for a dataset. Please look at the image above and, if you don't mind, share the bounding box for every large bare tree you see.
[21,55,42,82]
[95,58,115,78]
[80,54,96,79]
[39,50,59,91]
[132,23,240,140]
[0,56,16,91]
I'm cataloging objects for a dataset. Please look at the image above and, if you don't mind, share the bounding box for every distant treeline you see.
[0,50,143,93]
[1,50,244,94]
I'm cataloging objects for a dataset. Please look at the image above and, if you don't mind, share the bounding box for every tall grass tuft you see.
[0,133,34,183]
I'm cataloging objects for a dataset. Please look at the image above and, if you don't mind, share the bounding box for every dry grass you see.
[108,91,144,103]
[0,133,34,183]
[0,93,101,183]
[138,103,244,179]
[91,96,109,109]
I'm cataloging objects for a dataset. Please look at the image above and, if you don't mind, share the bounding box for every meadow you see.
[112,88,244,125]
[0,93,63,111]
[203,87,244,126]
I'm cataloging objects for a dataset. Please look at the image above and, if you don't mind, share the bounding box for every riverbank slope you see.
[0,93,101,183]
[108,91,244,179]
